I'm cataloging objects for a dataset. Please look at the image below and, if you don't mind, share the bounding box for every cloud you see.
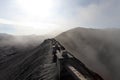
[0,24,15,34]
[53,0,120,28]
[0,0,120,35]
[72,0,120,28]
[0,18,15,25]
[0,18,65,35]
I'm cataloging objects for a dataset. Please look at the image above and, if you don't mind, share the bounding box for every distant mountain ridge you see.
[0,33,46,58]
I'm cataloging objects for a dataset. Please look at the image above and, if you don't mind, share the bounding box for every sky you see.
[0,0,120,35]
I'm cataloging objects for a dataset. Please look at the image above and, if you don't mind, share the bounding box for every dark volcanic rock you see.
[0,39,57,80]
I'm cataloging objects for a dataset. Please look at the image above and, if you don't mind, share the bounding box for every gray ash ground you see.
[0,39,58,80]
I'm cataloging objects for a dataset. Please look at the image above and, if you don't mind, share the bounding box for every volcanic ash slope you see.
[55,27,120,80]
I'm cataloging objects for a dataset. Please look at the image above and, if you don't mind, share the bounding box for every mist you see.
[55,27,120,80]
[0,33,48,58]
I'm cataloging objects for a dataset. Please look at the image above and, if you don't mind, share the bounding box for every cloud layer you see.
[0,0,120,35]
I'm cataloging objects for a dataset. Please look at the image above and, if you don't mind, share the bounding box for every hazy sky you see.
[0,0,120,35]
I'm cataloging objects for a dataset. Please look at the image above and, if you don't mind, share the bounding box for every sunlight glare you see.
[17,0,55,18]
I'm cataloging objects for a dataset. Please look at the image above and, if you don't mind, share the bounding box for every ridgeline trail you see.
[0,39,104,80]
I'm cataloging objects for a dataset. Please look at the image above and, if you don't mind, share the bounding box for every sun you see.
[17,0,55,18]
[16,0,60,35]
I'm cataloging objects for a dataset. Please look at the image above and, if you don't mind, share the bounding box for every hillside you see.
[0,39,57,80]
[56,27,120,80]
[0,34,46,58]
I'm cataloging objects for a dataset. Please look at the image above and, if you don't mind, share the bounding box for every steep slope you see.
[0,39,57,80]
[55,27,120,80]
